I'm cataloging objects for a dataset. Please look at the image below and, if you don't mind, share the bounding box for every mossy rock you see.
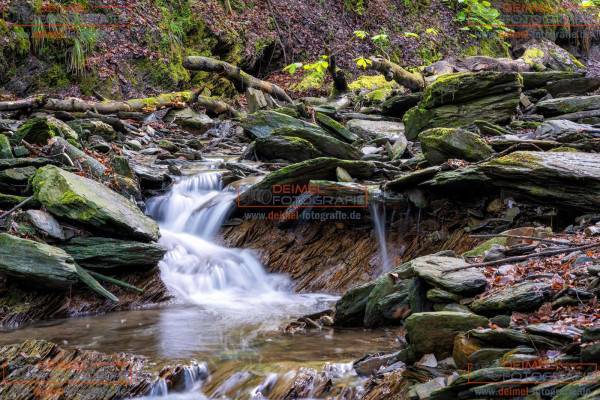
[419,128,494,165]
[536,95,600,117]
[315,112,358,143]
[32,165,159,242]
[241,111,326,139]
[334,281,377,326]
[405,312,488,358]
[470,281,553,315]
[272,128,361,160]
[14,116,78,145]
[67,119,117,142]
[254,135,322,162]
[0,134,13,158]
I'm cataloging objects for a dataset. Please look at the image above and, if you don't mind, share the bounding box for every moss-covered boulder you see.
[272,128,362,160]
[60,237,166,270]
[403,72,522,139]
[405,311,488,358]
[32,165,159,242]
[14,116,78,145]
[241,110,326,139]
[418,128,494,165]
[363,274,413,328]
[470,281,553,315]
[519,38,585,72]
[0,134,13,158]
[255,135,322,162]
[381,93,422,117]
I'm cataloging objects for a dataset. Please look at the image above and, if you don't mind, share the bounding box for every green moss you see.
[291,72,327,92]
[489,152,540,168]
[37,64,70,90]
[348,74,397,91]
[549,146,577,153]
[522,48,546,71]
[463,237,507,257]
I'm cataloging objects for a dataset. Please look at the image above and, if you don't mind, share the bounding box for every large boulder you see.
[334,281,378,326]
[60,237,166,270]
[403,72,522,139]
[397,255,487,295]
[518,38,586,72]
[14,116,78,145]
[32,165,159,242]
[418,128,494,165]
[470,281,553,315]
[405,311,488,358]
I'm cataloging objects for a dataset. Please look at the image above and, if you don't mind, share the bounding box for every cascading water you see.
[147,168,335,329]
[369,201,391,272]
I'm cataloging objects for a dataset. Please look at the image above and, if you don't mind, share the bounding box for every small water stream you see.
[0,165,398,399]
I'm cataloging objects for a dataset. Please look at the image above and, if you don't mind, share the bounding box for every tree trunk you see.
[328,54,349,96]
[0,95,46,111]
[184,56,294,103]
[368,57,425,91]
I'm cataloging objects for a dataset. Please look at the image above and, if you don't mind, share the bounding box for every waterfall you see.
[146,171,335,324]
[369,201,390,272]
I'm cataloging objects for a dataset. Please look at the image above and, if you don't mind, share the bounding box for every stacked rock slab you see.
[403,72,522,139]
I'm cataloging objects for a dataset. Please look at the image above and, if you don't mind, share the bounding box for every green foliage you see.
[354,57,372,69]
[37,64,70,89]
[455,0,510,35]
[344,0,366,14]
[284,56,330,92]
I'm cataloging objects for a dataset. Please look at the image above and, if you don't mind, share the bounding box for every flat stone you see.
[23,210,65,240]
[397,255,487,295]
[346,119,405,141]
[418,127,494,165]
[470,281,553,315]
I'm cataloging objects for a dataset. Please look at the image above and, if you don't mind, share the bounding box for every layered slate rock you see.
[241,110,326,139]
[418,128,494,165]
[536,95,600,117]
[334,281,378,326]
[397,255,487,295]
[60,237,166,270]
[272,127,361,160]
[423,151,600,211]
[405,311,488,358]
[32,165,160,242]
[0,233,79,288]
[470,281,553,315]
[14,116,79,144]
[403,72,522,139]
[255,136,322,162]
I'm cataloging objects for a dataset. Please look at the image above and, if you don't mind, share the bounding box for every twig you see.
[469,234,569,246]
[443,242,600,273]
[0,196,33,220]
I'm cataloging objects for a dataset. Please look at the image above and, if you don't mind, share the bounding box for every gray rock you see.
[346,119,405,141]
[405,312,488,358]
[418,128,494,165]
[0,134,13,158]
[32,165,160,242]
[164,107,214,133]
[470,281,553,315]
[397,255,487,295]
[24,210,65,240]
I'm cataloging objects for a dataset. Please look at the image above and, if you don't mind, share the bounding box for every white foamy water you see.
[146,171,336,327]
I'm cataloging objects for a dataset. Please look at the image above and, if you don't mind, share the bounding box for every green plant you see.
[283,56,330,92]
[344,0,366,15]
[455,0,511,36]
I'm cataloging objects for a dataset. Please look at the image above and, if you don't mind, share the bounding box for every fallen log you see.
[0,95,46,111]
[184,56,294,103]
[368,57,425,91]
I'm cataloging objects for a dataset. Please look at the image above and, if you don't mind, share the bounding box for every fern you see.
[69,38,86,76]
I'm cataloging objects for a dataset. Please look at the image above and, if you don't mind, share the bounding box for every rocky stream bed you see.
[0,43,599,400]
